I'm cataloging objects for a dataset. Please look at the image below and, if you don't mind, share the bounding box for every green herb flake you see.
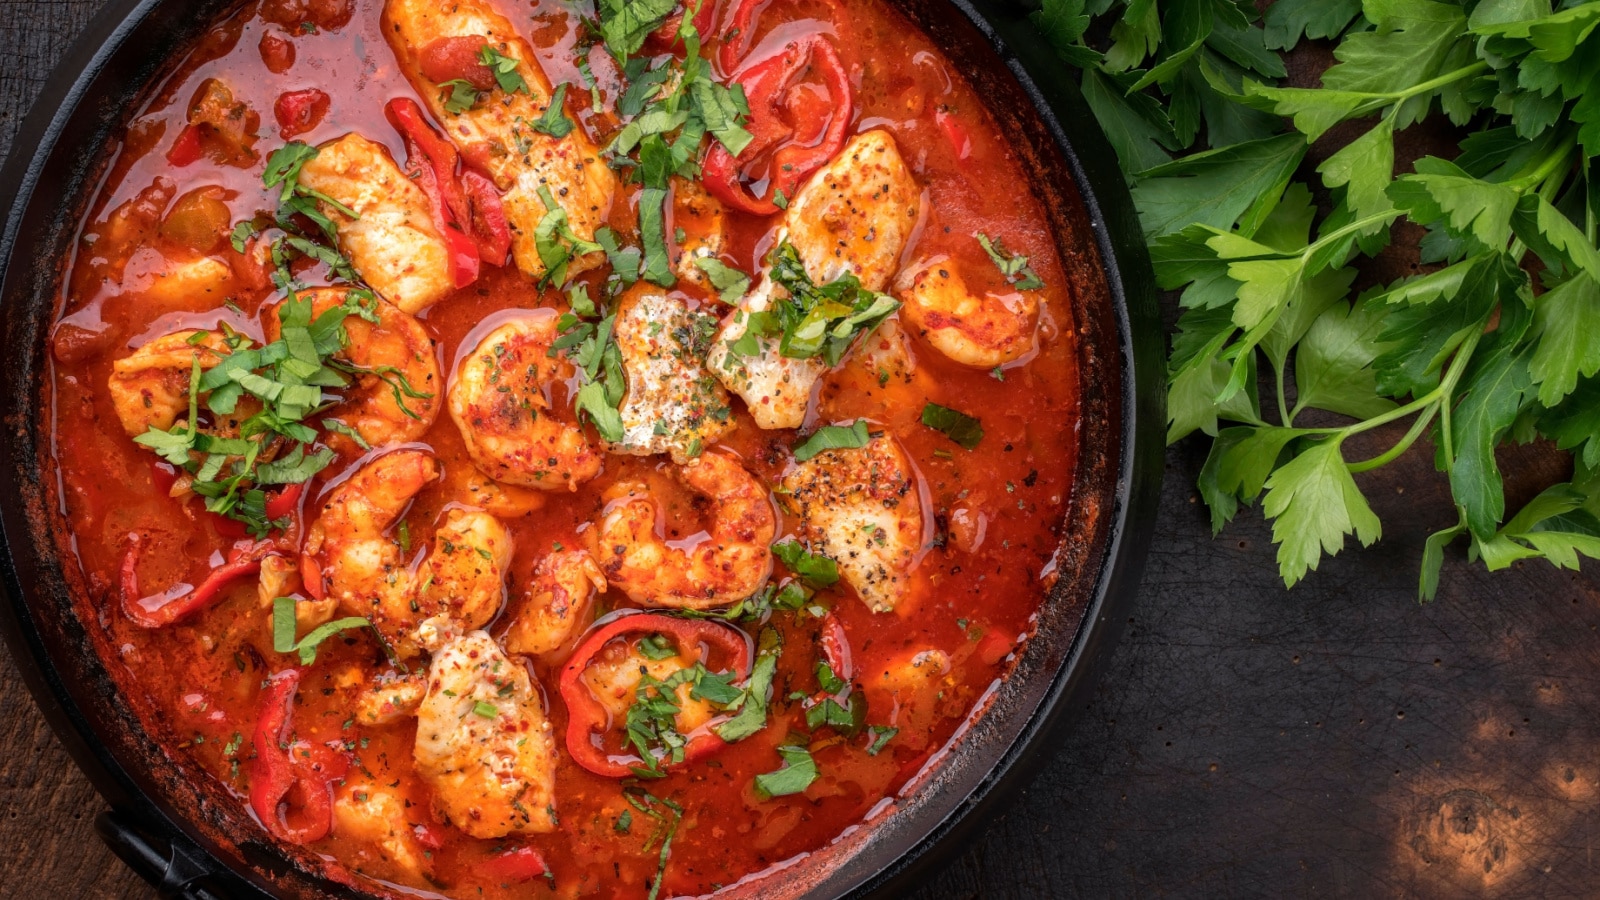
[920,403,984,450]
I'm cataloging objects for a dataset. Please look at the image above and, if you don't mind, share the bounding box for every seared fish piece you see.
[297,133,458,313]
[608,285,735,464]
[708,129,921,430]
[384,0,616,281]
[414,629,558,838]
[780,432,924,613]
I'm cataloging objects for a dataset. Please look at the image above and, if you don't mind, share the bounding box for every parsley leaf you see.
[754,745,819,799]
[532,82,575,138]
[920,403,984,450]
[792,419,871,462]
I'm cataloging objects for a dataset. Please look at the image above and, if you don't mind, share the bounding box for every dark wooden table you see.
[5,3,1599,897]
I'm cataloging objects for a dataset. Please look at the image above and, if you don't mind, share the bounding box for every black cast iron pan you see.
[0,0,1162,896]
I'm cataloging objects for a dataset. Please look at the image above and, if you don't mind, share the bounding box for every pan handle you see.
[94,808,227,900]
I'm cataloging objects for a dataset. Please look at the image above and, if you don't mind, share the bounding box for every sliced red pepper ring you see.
[558,614,752,778]
[249,669,350,845]
[717,0,844,75]
[702,34,853,216]
[480,845,552,884]
[384,98,481,288]
[119,534,277,628]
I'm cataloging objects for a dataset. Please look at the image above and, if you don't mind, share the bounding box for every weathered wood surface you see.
[3,3,1599,898]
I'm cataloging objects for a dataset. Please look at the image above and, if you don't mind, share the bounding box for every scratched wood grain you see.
[3,3,1599,898]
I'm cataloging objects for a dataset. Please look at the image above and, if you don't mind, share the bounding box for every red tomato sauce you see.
[46,0,1083,896]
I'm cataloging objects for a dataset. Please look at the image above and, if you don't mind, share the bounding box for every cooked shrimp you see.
[591,452,776,609]
[503,550,605,657]
[296,133,457,314]
[897,258,1039,368]
[413,630,559,838]
[354,671,427,726]
[709,129,921,430]
[333,781,429,878]
[447,313,603,491]
[779,432,924,613]
[608,286,735,464]
[107,330,231,437]
[384,0,616,281]
[266,287,441,448]
[304,449,440,640]
[413,507,512,632]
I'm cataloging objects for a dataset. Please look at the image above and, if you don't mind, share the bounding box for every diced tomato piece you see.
[274,89,329,139]
[258,31,296,74]
[165,124,204,167]
[418,35,496,91]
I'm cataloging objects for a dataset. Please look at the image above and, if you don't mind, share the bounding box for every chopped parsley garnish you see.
[478,45,529,96]
[271,596,372,665]
[741,241,900,365]
[976,232,1044,291]
[533,184,603,287]
[804,696,862,733]
[595,1,751,289]
[622,787,683,900]
[553,284,627,442]
[754,744,819,798]
[815,661,848,695]
[440,79,482,114]
[132,289,381,535]
[920,402,984,450]
[771,539,840,588]
[473,700,500,719]
[531,82,575,138]
[792,418,871,462]
[865,725,898,756]
[638,634,677,661]
[693,258,750,304]
[714,627,781,742]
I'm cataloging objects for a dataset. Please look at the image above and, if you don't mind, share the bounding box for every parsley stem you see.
[1346,401,1438,473]
[1275,361,1293,427]
[1369,61,1488,105]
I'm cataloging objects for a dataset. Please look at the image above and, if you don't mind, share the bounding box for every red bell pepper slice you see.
[165,124,205,168]
[717,0,842,74]
[934,107,971,161]
[559,614,752,778]
[819,611,851,682]
[119,534,276,628]
[481,845,551,883]
[702,34,853,216]
[300,552,326,602]
[384,98,480,287]
[461,169,512,266]
[249,669,350,845]
[264,482,305,522]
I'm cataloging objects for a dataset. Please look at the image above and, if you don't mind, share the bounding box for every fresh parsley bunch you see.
[1036,0,1600,596]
